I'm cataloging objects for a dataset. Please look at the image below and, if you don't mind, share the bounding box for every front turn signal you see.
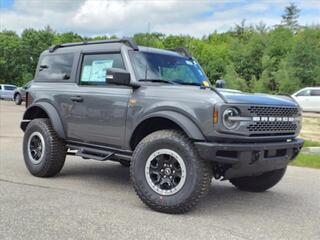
[213,111,219,125]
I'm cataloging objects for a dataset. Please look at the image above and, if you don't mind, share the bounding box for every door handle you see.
[70,96,83,102]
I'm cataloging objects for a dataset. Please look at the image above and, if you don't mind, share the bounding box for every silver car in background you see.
[292,87,320,113]
[0,84,17,100]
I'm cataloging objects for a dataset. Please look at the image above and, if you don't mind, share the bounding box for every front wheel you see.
[130,130,212,214]
[229,168,287,192]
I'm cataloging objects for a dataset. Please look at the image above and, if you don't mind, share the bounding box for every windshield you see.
[129,51,208,86]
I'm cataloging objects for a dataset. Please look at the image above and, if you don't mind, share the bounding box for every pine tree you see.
[281,2,301,33]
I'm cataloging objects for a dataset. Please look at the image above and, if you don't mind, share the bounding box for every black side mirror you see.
[215,79,225,88]
[106,68,131,86]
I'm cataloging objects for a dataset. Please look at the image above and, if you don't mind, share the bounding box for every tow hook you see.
[250,151,261,164]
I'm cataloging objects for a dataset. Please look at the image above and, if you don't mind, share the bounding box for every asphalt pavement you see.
[0,100,319,240]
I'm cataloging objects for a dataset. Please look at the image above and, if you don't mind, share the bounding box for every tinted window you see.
[37,53,74,81]
[296,90,310,96]
[80,53,124,85]
[310,89,320,96]
[4,86,16,90]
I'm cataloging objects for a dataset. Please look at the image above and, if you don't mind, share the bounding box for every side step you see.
[66,143,132,162]
[79,151,114,161]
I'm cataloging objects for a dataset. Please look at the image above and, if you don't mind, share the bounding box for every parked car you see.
[21,38,304,214]
[0,84,17,100]
[13,81,33,105]
[292,87,320,112]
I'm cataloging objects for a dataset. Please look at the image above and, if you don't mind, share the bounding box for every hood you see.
[220,91,298,107]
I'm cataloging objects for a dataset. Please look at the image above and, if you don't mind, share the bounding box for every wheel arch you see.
[14,92,20,99]
[21,102,65,139]
[129,111,205,150]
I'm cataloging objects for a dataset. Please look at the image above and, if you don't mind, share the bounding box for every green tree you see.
[281,2,301,33]
[275,59,300,93]
[0,31,24,84]
[223,64,247,91]
[288,28,320,87]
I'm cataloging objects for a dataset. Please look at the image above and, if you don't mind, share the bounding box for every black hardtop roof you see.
[46,37,192,58]
[49,37,138,52]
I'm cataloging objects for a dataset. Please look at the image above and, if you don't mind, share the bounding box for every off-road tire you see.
[229,168,286,192]
[23,118,66,177]
[130,130,212,214]
[15,93,22,105]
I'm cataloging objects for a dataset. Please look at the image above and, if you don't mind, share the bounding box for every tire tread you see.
[130,130,211,214]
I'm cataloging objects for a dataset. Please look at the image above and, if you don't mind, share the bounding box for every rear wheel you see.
[23,118,66,177]
[130,130,211,214]
[229,168,286,192]
[15,94,22,105]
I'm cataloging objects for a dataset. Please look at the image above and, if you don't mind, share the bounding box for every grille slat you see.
[246,106,299,136]
[248,106,298,116]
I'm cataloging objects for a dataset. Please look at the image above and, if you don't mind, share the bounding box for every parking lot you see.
[0,100,319,240]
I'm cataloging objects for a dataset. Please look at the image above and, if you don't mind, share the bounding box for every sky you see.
[0,0,319,37]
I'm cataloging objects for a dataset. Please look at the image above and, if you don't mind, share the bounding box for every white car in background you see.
[292,87,320,113]
[0,84,17,100]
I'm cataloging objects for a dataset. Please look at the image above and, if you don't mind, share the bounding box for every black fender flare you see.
[134,110,206,141]
[21,102,66,139]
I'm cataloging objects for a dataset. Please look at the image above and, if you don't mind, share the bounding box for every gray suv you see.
[21,38,304,213]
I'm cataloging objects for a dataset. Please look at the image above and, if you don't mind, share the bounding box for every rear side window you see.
[80,53,124,85]
[4,86,16,90]
[310,89,320,96]
[37,53,74,81]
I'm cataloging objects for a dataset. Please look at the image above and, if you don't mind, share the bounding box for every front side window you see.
[80,53,125,85]
[37,53,74,81]
[296,89,310,97]
[129,51,208,86]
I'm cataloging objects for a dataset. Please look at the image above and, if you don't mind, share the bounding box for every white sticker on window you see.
[91,60,114,82]
[81,65,92,82]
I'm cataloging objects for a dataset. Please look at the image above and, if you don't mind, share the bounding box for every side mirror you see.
[106,68,131,86]
[215,79,225,88]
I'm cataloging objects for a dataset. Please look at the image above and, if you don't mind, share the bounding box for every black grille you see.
[248,106,298,117]
[248,122,297,132]
[246,106,299,136]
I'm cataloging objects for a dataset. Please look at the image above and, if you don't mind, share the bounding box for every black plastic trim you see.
[195,138,304,178]
[49,37,139,52]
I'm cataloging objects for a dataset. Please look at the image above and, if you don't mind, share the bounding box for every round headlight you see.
[222,107,240,130]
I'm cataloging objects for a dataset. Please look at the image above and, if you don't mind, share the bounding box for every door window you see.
[4,86,16,90]
[80,53,125,85]
[296,89,310,97]
[310,89,320,96]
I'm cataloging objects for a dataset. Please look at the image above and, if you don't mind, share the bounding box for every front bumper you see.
[195,138,304,179]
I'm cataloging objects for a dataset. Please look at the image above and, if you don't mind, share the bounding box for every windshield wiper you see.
[139,79,177,84]
[172,81,200,86]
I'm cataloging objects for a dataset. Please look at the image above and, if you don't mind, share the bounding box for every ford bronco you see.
[21,38,304,213]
